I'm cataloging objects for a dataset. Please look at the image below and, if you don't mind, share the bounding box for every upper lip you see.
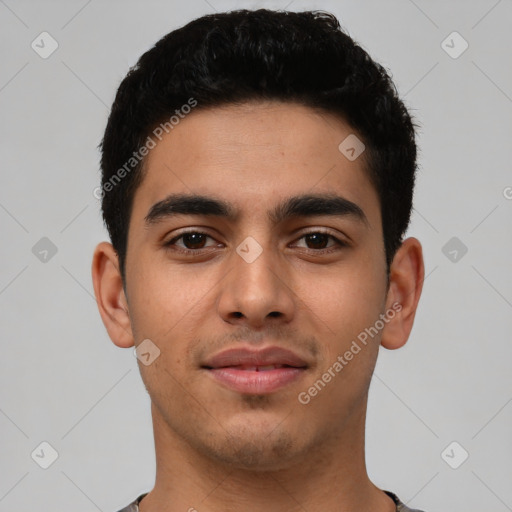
[202,346,309,369]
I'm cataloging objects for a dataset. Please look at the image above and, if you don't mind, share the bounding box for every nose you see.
[217,240,296,329]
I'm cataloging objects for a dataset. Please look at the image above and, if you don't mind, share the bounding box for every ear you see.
[91,241,134,348]
[381,237,424,350]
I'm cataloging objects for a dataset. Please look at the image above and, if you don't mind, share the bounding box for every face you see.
[97,101,418,471]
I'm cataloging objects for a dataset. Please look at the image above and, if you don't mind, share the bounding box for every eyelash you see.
[163,229,348,255]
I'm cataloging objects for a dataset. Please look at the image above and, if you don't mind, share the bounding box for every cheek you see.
[298,262,387,355]
[127,268,180,344]
[128,266,206,399]
[126,255,223,351]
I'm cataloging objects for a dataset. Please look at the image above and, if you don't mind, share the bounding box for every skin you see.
[92,101,424,512]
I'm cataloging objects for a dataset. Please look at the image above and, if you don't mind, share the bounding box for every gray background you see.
[1,0,511,511]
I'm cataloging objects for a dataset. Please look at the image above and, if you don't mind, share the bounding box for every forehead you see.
[132,101,380,226]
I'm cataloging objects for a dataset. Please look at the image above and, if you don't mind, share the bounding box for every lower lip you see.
[205,367,306,394]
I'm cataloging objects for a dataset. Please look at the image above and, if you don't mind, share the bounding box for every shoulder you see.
[384,490,428,512]
[114,492,149,512]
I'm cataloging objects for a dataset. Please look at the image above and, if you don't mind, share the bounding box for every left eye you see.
[293,232,344,250]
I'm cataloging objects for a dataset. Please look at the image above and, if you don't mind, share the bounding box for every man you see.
[92,9,426,512]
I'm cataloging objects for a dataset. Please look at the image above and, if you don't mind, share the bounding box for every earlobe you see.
[91,242,135,348]
[381,237,425,350]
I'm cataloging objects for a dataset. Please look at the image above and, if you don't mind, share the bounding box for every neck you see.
[139,398,395,512]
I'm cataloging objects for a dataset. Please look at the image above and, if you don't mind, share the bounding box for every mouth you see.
[201,347,309,394]
[204,364,298,371]
[203,365,306,394]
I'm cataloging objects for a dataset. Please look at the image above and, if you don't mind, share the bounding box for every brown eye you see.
[304,233,330,249]
[293,231,346,251]
[180,232,208,249]
[164,231,219,253]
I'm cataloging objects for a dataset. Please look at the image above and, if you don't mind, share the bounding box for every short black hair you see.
[99,9,418,282]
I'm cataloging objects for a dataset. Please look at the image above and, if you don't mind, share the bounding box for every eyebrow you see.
[144,193,368,227]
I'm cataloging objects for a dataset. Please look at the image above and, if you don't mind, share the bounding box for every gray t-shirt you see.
[116,490,426,511]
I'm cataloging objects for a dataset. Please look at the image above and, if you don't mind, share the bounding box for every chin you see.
[209,437,294,471]
[198,417,304,471]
